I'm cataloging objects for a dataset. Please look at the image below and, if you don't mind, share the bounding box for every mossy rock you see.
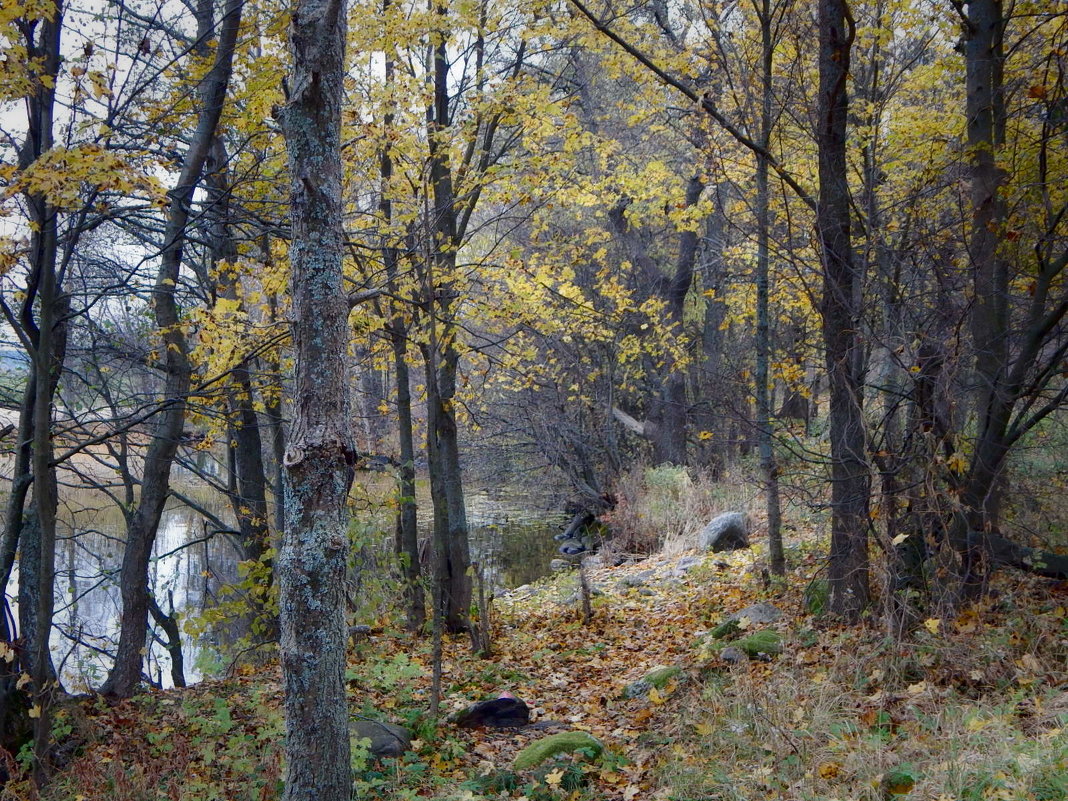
[623,665,682,698]
[734,630,782,658]
[710,603,781,639]
[643,665,681,688]
[709,619,741,639]
[513,731,603,771]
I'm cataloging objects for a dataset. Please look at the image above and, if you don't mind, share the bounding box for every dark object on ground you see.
[349,719,412,758]
[558,538,587,556]
[454,692,530,728]
[720,646,748,664]
[698,512,750,552]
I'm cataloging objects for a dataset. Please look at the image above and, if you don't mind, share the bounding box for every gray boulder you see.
[618,569,656,589]
[698,512,749,552]
[350,719,412,759]
[729,602,781,626]
[671,555,703,577]
[550,558,573,572]
[709,602,782,638]
[720,646,748,664]
[558,538,587,555]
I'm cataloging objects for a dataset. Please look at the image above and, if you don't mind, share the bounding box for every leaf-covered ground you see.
[16,545,1068,801]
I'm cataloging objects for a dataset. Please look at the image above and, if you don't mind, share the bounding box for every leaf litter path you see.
[439,549,779,799]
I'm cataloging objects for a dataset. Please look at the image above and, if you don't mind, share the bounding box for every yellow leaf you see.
[891,533,909,546]
[966,716,990,732]
[16,673,31,690]
[907,681,927,695]
[924,618,941,634]
[648,687,664,705]
[818,761,842,779]
[694,722,713,736]
[28,704,41,718]
[544,768,564,787]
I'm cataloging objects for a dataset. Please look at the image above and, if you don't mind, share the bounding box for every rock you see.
[698,512,749,552]
[619,569,655,589]
[720,646,748,664]
[349,719,411,759]
[672,555,703,577]
[639,588,655,596]
[454,692,530,728]
[513,731,603,771]
[734,630,782,659]
[710,602,782,639]
[581,554,604,570]
[623,665,681,698]
[558,538,587,556]
[549,558,573,572]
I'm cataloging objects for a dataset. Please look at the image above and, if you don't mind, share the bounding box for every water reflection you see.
[49,504,243,692]
[5,485,563,691]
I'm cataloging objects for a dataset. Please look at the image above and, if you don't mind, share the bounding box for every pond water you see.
[5,481,566,691]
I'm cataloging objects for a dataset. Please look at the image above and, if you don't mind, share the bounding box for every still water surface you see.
[18,485,565,691]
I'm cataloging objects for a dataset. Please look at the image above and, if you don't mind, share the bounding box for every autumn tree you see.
[276,0,354,796]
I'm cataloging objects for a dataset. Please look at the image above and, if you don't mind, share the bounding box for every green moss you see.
[513,731,603,771]
[709,619,741,639]
[643,665,681,688]
[734,630,782,657]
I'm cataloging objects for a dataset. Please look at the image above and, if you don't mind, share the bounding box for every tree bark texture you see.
[101,0,242,698]
[818,0,870,620]
[277,0,354,797]
[756,0,784,577]
[956,0,1008,589]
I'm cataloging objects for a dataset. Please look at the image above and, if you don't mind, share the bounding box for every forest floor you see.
[19,542,1068,801]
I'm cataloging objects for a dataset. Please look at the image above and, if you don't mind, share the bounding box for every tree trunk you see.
[756,0,784,577]
[818,0,869,620]
[277,0,354,796]
[957,0,1008,591]
[654,174,704,466]
[101,0,242,698]
[206,139,273,573]
[424,13,472,634]
[378,6,424,629]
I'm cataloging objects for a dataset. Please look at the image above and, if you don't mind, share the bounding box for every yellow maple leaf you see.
[924,618,941,635]
[544,768,564,787]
